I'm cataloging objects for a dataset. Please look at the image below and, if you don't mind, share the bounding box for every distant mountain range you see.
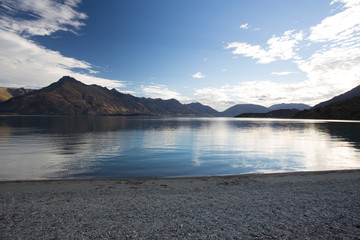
[221,104,269,117]
[0,76,359,119]
[236,109,301,118]
[268,103,310,111]
[0,76,198,116]
[293,86,360,120]
[185,102,220,117]
[293,96,360,120]
[237,85,360,120]
[313,85,360,108]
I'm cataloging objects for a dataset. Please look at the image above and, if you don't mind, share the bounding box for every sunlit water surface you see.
[1,116,360,180]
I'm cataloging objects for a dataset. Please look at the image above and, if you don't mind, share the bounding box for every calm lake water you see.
[1,116,360,180]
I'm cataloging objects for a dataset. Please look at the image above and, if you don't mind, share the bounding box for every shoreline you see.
[1,168,360,183]
[1,169,360,239]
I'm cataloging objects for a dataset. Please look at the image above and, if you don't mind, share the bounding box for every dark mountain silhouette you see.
[0,87,33,102]
[0,76,197,116]
[236,109,300,118]
[185,102,220,116]
[293,84,360,120]
[313,85,360,108]
[221,104,269,117]
[269,103,311,111]
[2,76,359,119]
[293,96,360,120]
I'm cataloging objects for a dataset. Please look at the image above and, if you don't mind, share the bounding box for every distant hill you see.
[293,96,360,120]
[4,76,359,119]
[221,104,269,117]
[269,103,311,111]
[0,87,33,102]
[313,85,360,108]
[236,109,300,118]
[0,76,197,116]
[137,98,196,116]
[185,102,220,117]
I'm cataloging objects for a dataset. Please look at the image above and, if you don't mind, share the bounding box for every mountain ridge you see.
[220,104,269,117]
[236,109,301,118]
[185,102,221,117]
[313,85,360,108]
[293,96,360,120]
[2,76,356,118]
[269,103,311,111]
[0,76,204,116]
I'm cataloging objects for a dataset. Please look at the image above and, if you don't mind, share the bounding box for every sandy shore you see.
[1,170,360,239]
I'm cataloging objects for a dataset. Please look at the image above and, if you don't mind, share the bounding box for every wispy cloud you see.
[297,0,360,99]
[192,72,206,79]
[219,0,360,109]
[141,84,190,101]
[0,0,124,89]
[240,23,249,29]
[195,80,331,111]
[0,0,87,36]
[271,71,297,76]
[309,0,360,43]
[226,30,304,63]
[0,29,125,88]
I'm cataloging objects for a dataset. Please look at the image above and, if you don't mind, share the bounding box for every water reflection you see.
[0,116,360,180]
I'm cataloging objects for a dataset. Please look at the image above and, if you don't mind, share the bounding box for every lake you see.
[1,116,360,180]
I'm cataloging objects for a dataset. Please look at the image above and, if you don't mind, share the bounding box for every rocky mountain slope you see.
[220,104,269,117]
[294,96,360,120]
[313,85,360,108]
[0,87,33,102]
[0,76,196,116]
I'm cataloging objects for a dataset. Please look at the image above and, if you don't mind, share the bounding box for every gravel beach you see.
[1,170,360,239]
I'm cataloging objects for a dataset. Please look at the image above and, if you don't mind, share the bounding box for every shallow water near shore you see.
[0,116,360,180]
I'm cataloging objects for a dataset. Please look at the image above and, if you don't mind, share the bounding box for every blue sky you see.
[1,0,360,111]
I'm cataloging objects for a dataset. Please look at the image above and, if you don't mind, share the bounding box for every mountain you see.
[137,98,196,116]
[269,103,311,111]
[236,109,300,118]
[313,85,360,108]
[293,96,360,120]
[4,76,358,118]
[0,87,33,102]
[221,104,269,117]
[185,102,220,117]
[0,76,196,116]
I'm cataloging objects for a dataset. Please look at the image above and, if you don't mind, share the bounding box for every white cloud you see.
[192,72,206,79]
[296,0,360,102]
[141,84,190,102]
[297,45,360,98]
[309,0,360,43]
[271,71,297,76]
[218,0,360,109]
[195,80,328,111]
[240,23,249,29]
[194,87,237,111]
[0,0,87,36]
[120,90,136,95]
[226,30,304,63]
[204,40,360,110]
[0,0,124,89]
[226,42,274,63]
[0,30,124,89]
